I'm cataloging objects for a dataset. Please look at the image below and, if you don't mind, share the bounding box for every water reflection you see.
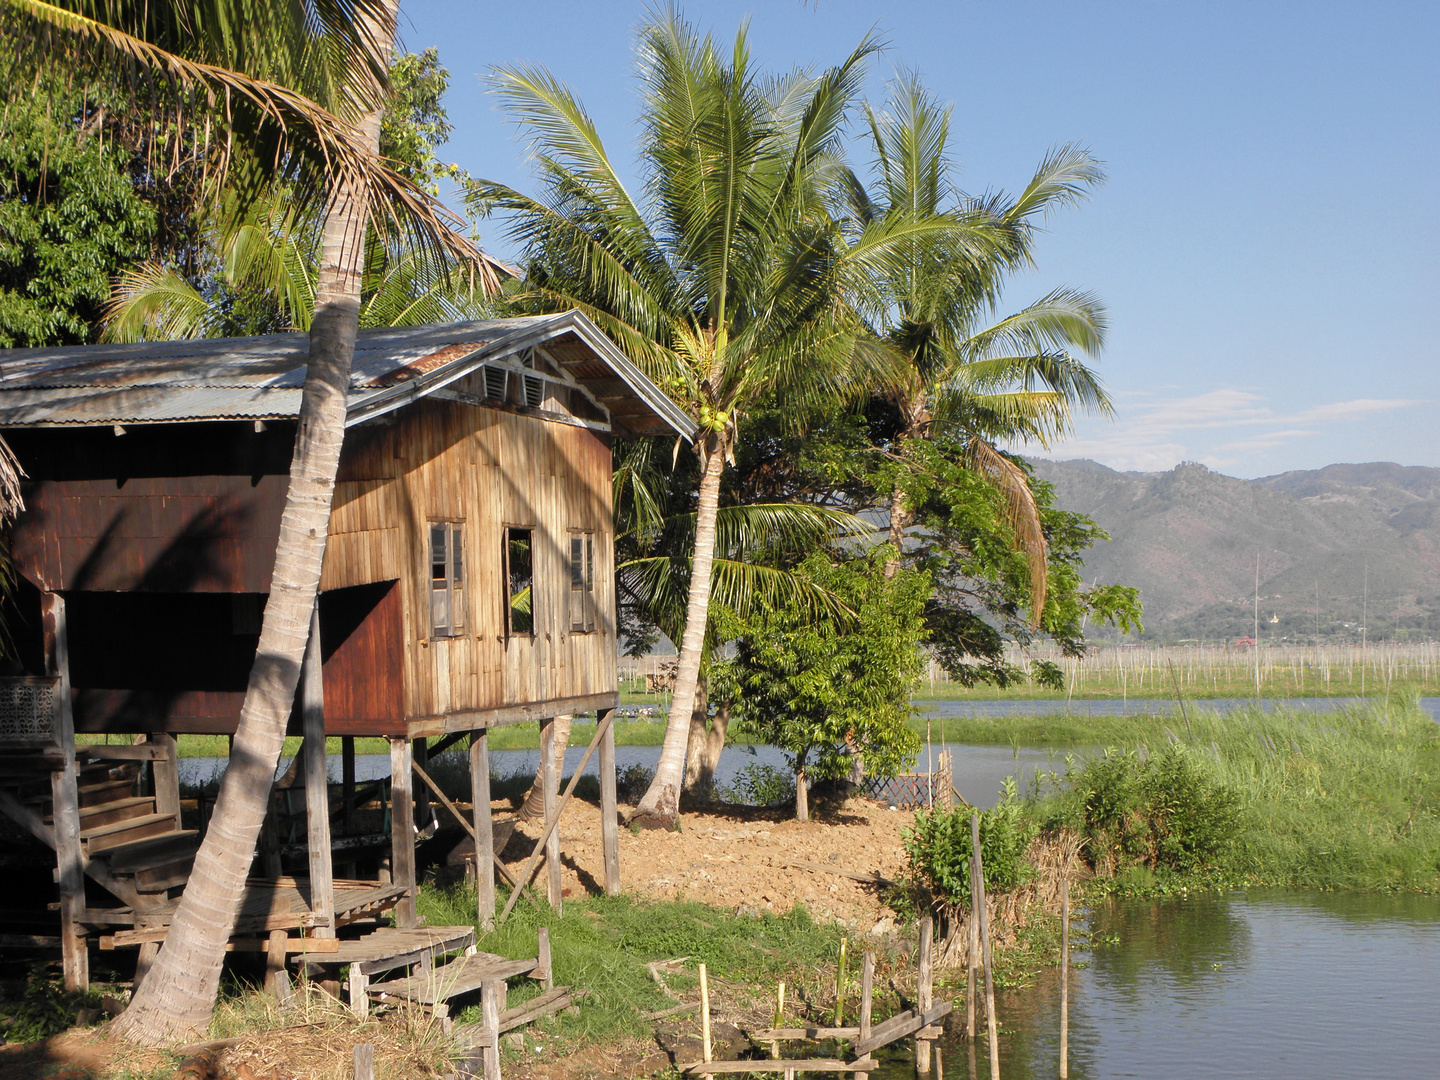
[871,891,1440,1079]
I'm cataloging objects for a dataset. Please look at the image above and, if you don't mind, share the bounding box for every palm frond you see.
[966,437,1047,623]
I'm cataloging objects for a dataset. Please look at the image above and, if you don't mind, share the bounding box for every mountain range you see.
[1028,459,1440,642]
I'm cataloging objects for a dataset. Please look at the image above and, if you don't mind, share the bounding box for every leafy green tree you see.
[470,10,989,826]
[0,82,157,346]
[711,548,927,820]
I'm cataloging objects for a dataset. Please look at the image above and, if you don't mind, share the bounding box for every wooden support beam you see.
[681,1061,878,1075]
[413,737,431,832]
[598,708,620,895]
[341,736,356,830]
[390,738,417,928]
[303,604,335,938]
[265,929,291,1002]
[496,709,615,925]
[149,733,180,825]
[540,717,562,911]
[43,593,87,992]
[857,950,874,1080]
[537,926,552,990]
[480,977,503,1080]
[852,1002,953,1058]
[917,916,934,1075]
[470,731,495,931]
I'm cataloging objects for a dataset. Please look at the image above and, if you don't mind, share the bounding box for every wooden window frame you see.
[503,525,535,640]
[429,520,466,639]
[568,530,596,634]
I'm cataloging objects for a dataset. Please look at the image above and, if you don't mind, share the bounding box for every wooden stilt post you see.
[1060,878,1070,1079]
[857,952,874,1080]
[972,814,999,1080]
[342,736,356,830]
[413,736,431,832]
[917,915,934,1075]
[150,732,180,827]
[598,708,620,895]
[352,1042,374,1080]
[390,737,417,928]
[303,603,335,937]
[540,717,562,911]
[42,593,86,991]
[471,728,495,930]
[700,962,713,1080]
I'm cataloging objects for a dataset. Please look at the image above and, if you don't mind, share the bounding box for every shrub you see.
[616,763,655,804]
[720,762,796,807]
[903,779,1039,908]
[1070,744,1240,873]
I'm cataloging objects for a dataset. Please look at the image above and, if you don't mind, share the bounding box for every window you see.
[504,527,534,637]
[429,522,465,637]
[569,531,596,633]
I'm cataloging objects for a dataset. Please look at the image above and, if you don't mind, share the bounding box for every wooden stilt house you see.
[0,312,693,990]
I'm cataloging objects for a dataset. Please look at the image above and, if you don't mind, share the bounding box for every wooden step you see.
[133,857,195,893]
[373,953,541,1006]
[78,778,137,807]
[82,814,179,854]
[99,830,199,873]
[52,796,156,831]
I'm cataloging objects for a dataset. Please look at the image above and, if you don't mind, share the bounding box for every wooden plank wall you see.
[356,400,618,723]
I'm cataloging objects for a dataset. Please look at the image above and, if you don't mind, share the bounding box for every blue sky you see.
[399,1,1438,479]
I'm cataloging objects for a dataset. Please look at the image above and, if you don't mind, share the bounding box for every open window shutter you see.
[430,524,449,635]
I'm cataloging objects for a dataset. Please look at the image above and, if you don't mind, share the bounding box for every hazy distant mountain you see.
[1029,459,1440,642]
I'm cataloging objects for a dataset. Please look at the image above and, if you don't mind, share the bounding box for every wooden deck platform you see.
[84,878,406,938]
[316,925,476,976]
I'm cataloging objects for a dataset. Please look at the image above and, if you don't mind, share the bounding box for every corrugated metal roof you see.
[0,313,695,441]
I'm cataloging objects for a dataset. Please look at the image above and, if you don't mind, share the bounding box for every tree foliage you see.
[0,82,157,346]
[711,547,927,803]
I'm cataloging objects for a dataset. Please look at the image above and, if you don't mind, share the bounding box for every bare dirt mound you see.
[501,796,916,929]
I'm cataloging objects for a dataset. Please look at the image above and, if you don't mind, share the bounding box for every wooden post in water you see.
[917,915,934,1075]
[972,814,999,1080]
[967,839,980,1041]
[1060,878,1070,1079]
[699,962,713,1080]
[857,952,874,1080]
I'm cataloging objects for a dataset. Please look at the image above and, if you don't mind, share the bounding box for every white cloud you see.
[1015,389,1424,474]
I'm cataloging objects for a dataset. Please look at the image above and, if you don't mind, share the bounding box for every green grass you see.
[415,883,858,1056]
[1024,701,1440,893]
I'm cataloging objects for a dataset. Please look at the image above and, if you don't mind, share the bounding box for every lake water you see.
[176,695,1439,810]
[866,890,1440,1079]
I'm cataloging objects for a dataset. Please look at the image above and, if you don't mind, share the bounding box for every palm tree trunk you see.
[698,698,729,792]
[518,714,572,821]
[113,7,394,1045]
[682,675,709,794]
[632,432,725,828]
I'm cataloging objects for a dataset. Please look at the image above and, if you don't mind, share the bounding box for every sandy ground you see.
[495,796,917,930]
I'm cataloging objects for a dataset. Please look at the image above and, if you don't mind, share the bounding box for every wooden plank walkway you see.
[374,953,542,1006]
[319,925,476,975]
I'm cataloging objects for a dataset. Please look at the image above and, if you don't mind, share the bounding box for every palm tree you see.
[102,190,498,341]
[6,0,496,1042]
[612,439,862,792]
[470,10,991,827]
[847,73,1112,614]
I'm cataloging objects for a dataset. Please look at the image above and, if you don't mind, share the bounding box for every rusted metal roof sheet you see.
[0,313,695,441]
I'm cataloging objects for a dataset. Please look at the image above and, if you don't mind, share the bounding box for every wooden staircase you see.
[0,741,198,912]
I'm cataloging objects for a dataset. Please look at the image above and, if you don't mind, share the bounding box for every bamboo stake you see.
[967,851,979,1041]
[917,915,934,1075]
[1060,878,1070,1079]
[834,938,848,1026]
[972,814,999,1080]
[857,952,874,1080]
[771,981,784,1059]
[700,963,713,1080]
